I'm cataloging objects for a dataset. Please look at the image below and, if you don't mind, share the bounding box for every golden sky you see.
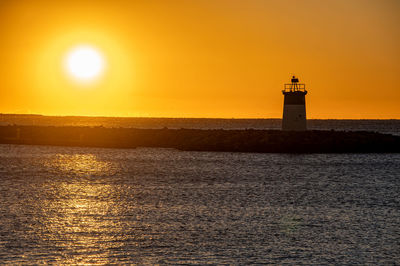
[0,0,399,118]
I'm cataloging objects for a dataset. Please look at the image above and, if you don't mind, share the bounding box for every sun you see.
[65,45,105,82]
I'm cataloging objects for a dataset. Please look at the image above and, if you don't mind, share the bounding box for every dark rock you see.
[0,125,399,153]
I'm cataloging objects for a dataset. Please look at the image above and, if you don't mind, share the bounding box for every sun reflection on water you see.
[40,153,124,264]
[48,154,114,175]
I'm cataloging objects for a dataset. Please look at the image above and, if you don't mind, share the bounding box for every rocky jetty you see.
[0,125,399,153]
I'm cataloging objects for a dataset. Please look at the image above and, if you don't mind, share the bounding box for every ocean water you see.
[1,114,400,135]
[0,144,399,264]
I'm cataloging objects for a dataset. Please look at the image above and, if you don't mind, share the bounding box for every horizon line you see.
[0,113,399,120]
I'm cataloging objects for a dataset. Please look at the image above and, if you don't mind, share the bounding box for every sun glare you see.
[65,45,105,82]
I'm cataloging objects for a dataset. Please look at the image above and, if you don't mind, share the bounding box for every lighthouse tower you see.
[282,76,308,131]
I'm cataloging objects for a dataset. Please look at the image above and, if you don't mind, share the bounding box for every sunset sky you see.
[0,0,399,118]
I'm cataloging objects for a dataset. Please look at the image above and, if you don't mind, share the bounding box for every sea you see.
[0,115,399,264]
[1,114,400,135]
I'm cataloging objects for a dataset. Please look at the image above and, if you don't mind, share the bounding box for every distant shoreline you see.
[1,125,399,153]
[1,114,399,137]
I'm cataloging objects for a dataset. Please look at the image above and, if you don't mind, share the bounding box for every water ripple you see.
[0,145,399,264]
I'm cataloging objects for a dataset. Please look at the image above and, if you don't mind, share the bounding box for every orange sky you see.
[0,0,399,118]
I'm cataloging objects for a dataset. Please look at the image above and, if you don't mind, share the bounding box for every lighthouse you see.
[282,76,308,131]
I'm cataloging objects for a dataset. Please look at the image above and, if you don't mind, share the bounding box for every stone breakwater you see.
[0,125,399,153]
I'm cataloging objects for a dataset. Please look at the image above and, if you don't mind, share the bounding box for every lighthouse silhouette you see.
[282,76,308,131]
